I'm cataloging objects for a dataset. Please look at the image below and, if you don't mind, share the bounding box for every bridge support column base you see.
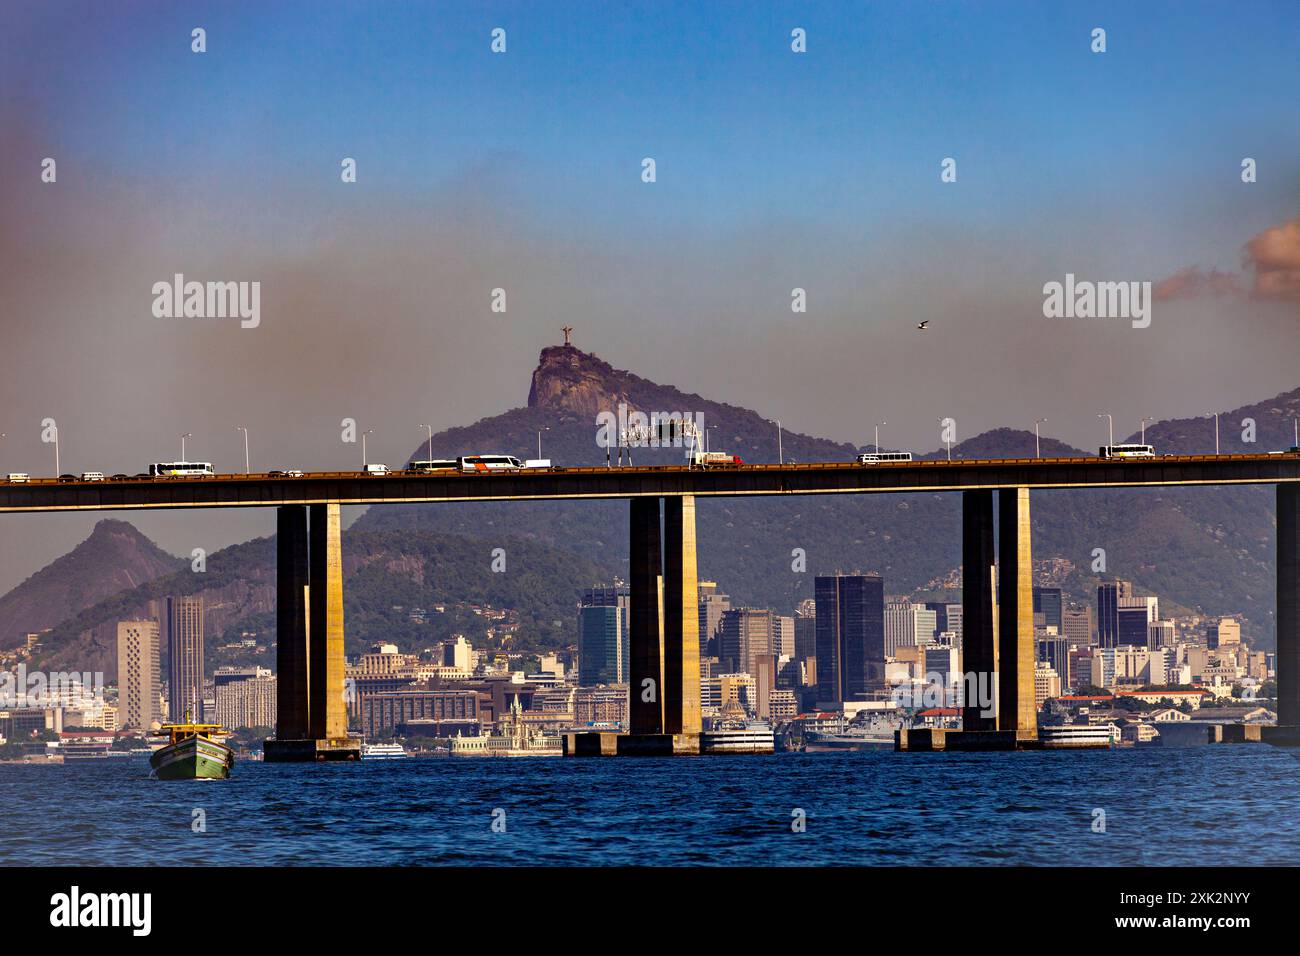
[1207,724,1266,744]
[263,737,361,762]
[1261,725,1300,746]
[562,732,701,756]
[897,728,1041,752]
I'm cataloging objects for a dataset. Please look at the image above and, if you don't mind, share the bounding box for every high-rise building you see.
[1032,587,1064,632]
[1206,618,1241,650]
[215,670,277,730]
[578,605,626,685]
[1035,661,1061,708]
[772,615,795,658]
[1062,607,1094,647]
[814,573,885,705]
[884,602,938,656]
[719,608,775,677]
[698,581,731,658]
[166,596,205,722]
[1036,635,1069,691]
[1097,580,1133,648]
[115,620,161,731]
[1118,596,1158,647]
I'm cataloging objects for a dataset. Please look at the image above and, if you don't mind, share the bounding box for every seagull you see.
[916,320,929,331]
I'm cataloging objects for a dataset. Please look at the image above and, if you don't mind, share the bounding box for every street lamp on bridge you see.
[1034,419,1047,458]
[361,429,374,468]
[181,433,192,462]
[537,426,550,460]
[235,426,250,474]
[1097,414,1113,449]
[875,421,887,455]
[768,419,783,464]
[1141,417,1154,445]
[419,423,433,463]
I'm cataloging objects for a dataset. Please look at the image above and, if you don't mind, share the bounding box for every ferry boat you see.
[360,742,410,760]
[149,718,234,780]
[1038,723,1117,749]
[701,721,776,754]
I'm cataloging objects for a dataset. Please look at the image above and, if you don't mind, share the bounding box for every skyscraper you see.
[578,583,629,686]
[698,581,731,658]
[166,595,205,721]
[579,605,625,685]
[1032,587,1063,632]
[116,619,160,731]
[884,602,938,656]
[1097,580,1133,648]
[1117,596,1158,647]
[719,608,775,677]
[814,573,885,705]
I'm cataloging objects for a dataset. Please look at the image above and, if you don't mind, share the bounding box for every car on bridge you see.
[269,469,305,478]
[81,472,105,481]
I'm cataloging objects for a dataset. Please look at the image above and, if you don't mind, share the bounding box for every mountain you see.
[10,345,1297,664]
[0,519,184,649]
[32,527,616,676]
[353,345,1289,648]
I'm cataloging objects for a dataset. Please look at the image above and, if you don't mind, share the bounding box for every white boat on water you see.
[701,721,776,754]
[360,742,410,760]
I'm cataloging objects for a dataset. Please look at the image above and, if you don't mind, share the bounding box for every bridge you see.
[6,453,1299,757]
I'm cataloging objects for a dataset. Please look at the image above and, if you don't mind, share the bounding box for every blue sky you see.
[1,0,1298,591]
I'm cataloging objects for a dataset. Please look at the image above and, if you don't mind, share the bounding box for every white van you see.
[81,472,105,482]
[6,473,30,483]
[363,463,390,476]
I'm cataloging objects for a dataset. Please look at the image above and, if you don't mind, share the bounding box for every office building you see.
[1118,596,1159,647]
[578,604,626,685]
[1097,580,1133,648]
[698,581,731,658]
[884,602,938,657]
[166,596,205,722]
[814,573,885,705]
[115,620,160,731]
[1033,587,1064,632]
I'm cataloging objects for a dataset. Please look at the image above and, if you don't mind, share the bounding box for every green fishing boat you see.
[149,717,234,780]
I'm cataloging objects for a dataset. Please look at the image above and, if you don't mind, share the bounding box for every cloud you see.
[1153,214,1300,304]
[1243,215,1300,301]
[1152,266,1245,302]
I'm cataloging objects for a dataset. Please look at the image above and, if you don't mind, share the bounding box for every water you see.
[5,747,1300,866]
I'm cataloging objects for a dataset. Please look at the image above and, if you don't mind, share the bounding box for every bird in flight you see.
[916,320,930,331]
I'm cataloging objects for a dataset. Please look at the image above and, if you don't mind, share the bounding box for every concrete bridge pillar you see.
[663,495,702,736]
[266,501,359,761]
[603,495,701,755]
[274,505,311,740]
[961,490,997,732]
[628,496,664,736]
[998,487,1038,739]
[1275,484,1300,736]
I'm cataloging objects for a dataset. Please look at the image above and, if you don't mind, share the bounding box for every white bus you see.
[148,461,215,477]
[1099,444,1155,460]
[408,459,458,473]
[458,455,523,473]
[856,452,913,464]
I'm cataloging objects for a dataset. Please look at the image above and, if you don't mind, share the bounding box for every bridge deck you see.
[1,453,1298,512]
